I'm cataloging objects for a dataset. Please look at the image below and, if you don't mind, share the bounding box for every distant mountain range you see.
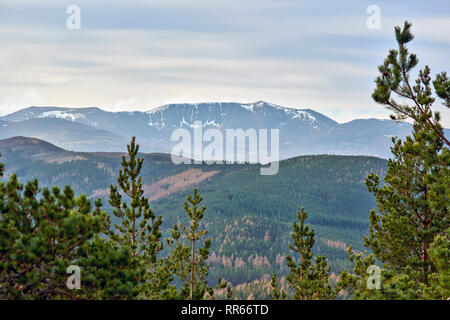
[1,101,447,159]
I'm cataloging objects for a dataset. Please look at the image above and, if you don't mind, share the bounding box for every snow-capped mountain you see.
[146,101,338,132]
[1,101,443,158]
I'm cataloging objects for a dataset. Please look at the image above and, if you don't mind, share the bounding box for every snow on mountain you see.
[144,101,336,133]
[38,110,86,122]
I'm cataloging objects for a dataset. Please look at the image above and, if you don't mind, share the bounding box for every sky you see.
[0,0,449,126]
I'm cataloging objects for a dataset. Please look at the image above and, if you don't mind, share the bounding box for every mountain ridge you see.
[0,101,379,127]
[1,101,447,158]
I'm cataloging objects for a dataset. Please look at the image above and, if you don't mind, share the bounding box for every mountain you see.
[2,101,446,158]
[0,136,387,287]
[0,106,158,143]
[0,117,128,152]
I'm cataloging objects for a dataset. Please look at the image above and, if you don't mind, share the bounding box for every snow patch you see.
[290,110,316,123]
[204,119,221,128]
[38,111,86,122]
[241,103,255,112]
[180,116,194,128]
[263,103,317,124]
[146,105,170,115]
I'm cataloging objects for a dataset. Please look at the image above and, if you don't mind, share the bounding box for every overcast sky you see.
[0,0,449,125]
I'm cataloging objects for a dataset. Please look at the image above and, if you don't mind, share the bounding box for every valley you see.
[0,135,387,295]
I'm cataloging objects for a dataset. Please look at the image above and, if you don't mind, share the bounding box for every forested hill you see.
[0,136,387,294]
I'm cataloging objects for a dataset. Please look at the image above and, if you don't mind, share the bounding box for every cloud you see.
[0,89,47,116]
[112,97,139,111]
[0,0,448,127]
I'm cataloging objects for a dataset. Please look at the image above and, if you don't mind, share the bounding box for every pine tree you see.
[372,20,450,146]
[276,208,336,300]
[364,121,449,285]
[0,171,140,299]
[269,274,286,300]
[339,114,449,300]
[166,189,215,299]
[108,137,168,298]
[338,22,450,299]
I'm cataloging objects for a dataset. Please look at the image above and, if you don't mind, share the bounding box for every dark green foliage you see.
[0,174,140,299]
[433,72,450,108]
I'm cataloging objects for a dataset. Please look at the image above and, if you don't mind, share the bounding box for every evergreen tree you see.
[277,208,336,300]
[364,121,449,285]
[166,189,214,299]
[0,171,140,299]
[372,20,450,146]
[339,103,449,301]
[269,274,286,300]
[339,22,450,300]
[108,137,168,298]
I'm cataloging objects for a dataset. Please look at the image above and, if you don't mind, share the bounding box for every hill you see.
[0,136,65,153]
[0,117,128,152]
[0,136,387,289]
